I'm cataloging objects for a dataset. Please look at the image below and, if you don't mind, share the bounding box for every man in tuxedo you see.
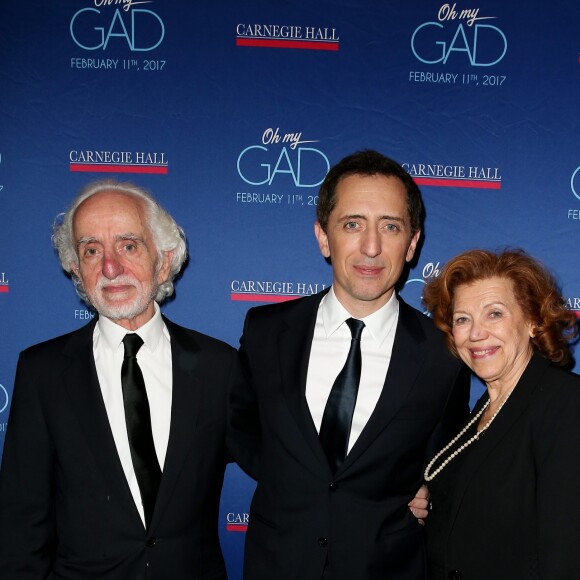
[229,150,471,580]
[0,180,236,579]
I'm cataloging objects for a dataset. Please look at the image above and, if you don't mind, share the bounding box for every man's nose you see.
[101,250,124,279]
[361,229,381,257]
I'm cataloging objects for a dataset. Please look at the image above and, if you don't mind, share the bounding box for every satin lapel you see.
[445,354,550,532]
[150,318,202,528]
[62,320,137,514]
[340,300,425,472]
[278,292,329,467]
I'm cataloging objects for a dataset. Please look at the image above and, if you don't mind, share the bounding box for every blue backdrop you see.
[1,1,579,577]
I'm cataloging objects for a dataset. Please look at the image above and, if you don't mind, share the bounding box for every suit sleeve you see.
[425,363,471,464]
[0,350,56,578]
[535,381,580,579]
[227,309,262,480]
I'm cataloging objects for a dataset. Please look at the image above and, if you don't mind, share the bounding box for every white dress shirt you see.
[93,302,172,526]
[305,287,399,453]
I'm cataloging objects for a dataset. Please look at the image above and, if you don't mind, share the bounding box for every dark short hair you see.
[422,248,577,366]
[316,150,424,234]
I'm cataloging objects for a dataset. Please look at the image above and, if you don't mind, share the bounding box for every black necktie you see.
[319,318,365,474]
[121,333,161,529]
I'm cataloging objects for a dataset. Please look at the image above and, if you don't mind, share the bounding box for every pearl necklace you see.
[424,387,516,482]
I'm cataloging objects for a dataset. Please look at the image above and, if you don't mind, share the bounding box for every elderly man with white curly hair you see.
[0,179,237,580]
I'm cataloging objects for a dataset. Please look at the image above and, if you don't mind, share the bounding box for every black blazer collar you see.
[341,298,427,473]
[62,318,138,517]
[277,291,328,467]
[151,317,203,529]
[445,353,550,529]
[276,292,429,476]
[62,316,205,532]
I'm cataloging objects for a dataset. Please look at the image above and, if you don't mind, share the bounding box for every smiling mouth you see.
[354,265,384,276]
[103,285,133,294]
[470,347,499,358]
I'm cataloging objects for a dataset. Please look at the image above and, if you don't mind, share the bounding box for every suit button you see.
[448,571,462,580]
[329,482,338,492]
[146,537,157,547]
[318,537,328,547]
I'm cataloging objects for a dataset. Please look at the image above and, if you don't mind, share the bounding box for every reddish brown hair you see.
[423,249,577,365]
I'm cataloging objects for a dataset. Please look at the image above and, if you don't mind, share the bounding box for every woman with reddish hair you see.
[422,248,580,580]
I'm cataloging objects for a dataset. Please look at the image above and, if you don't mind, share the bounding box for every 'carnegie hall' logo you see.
[225,512,248,532]
[566,297,580,318]
[69,150,168,174]
[0,272,9,294]
[402,161,501,189]
[236,23,339,51]
[231,280,327,303]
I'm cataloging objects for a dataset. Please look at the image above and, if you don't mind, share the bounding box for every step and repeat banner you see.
[1,1,579,576]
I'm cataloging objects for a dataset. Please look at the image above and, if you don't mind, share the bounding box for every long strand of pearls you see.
[424,386,516,482]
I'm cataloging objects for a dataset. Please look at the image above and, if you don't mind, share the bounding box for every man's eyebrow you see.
[75,233,145,250]
[379,214,406,222]
[338,213,366,220]
[115,233,143,242]
[338,214,407,222]
[76,236,98,249]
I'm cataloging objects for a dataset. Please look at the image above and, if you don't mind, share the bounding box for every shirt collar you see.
[97,302,165,352]
[321,286,399,346]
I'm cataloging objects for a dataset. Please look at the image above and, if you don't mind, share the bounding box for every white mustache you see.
[95,276,138,290]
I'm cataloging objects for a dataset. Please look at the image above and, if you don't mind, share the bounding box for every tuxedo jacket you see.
[0,316,237,580]
[228,291,470,580]
[427,354,580,580]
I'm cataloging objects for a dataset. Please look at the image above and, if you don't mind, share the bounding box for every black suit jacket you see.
[228,291,470,580]
[427,353,580,580]
[0,316,236,580]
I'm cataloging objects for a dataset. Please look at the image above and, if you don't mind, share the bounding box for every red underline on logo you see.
[0,286,8,293]
[70,164,168,174]
[231,293,300,303]
[236,38,338,51]
[413,177,501,189]
[226,524,248,532]
[574,311,580,318]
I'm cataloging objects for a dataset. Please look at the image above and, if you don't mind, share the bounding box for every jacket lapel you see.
[278,293,428,475]
[62,319,138,517]
[445,353,550,531]
[150,318,202,528]
[278,292,330,467]
[340,299,426,473]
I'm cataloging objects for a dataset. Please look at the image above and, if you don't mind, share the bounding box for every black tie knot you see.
[123,334,144,358]
[345,318,365,341]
